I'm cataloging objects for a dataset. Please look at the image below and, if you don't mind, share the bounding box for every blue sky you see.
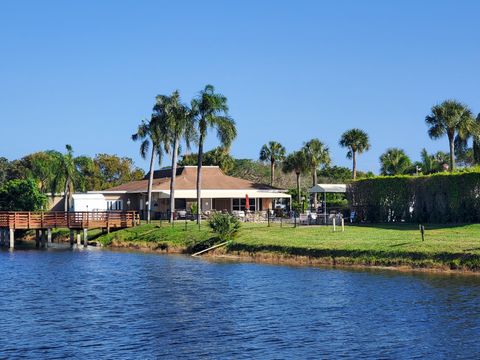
[1,0,479,173]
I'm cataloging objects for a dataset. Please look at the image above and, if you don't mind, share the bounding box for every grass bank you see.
[95,222,480,272]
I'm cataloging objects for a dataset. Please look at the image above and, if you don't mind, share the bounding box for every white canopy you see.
[309,184,347,193]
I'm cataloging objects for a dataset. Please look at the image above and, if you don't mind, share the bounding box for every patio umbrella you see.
[245,194,250,211]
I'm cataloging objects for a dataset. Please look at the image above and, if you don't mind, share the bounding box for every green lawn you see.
[95,222,480,270]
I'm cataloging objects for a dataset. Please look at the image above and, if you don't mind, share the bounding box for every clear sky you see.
[1,0,479,173]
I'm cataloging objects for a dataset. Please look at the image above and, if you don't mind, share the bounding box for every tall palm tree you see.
[192,85,236,224]
[339,129,370,179]
[159,91,196,223]
[302,139,330,209]
[425,100,476,172]
[379,148,411,176]
[282,151,308,210]
[259,141,286,186]
[132,115,166,223]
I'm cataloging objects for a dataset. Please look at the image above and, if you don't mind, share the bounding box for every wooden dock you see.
[0,211,139,249]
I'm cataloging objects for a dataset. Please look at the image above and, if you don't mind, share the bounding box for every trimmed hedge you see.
[347,171,480,223]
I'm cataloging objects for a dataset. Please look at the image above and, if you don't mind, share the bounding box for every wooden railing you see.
[0,211,139,230]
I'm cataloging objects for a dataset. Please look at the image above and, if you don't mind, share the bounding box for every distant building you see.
[87,166,290,219]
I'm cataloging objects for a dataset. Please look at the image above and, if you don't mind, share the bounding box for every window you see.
[107,200,123,211]
[232,198,255,211]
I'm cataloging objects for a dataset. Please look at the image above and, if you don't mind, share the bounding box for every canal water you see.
[1,248,480,359]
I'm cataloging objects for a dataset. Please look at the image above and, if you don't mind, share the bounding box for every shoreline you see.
[103,242,480,276]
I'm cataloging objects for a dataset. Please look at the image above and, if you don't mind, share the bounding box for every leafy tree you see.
[317,166,353,183]
[282,151,308,210]
[259,141,286,186]
[379,148,412,176]
[0,157,11,185]
[180,147,235,174]
[302,138,330,209]
[192,85,236,224]
[0,179,46,211]
[339,129,370,179]
[425,100,476,172]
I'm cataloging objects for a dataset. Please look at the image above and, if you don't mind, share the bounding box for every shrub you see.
[208,213,241,242]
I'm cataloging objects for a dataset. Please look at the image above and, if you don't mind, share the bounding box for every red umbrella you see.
[245,194,250,211]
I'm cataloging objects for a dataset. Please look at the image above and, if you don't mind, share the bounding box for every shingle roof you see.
[103,166,281,193]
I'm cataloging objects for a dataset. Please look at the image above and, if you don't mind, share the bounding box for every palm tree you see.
[425,100,476,172]
[282,151,308,210]
[339,129,370,179]
[192,85,236,224]
[259,141,286,186]
[379,148,411,176]
[302,139,330,209]
[50,145,78,211]
[132,115,166,223]
[159,91,196,223]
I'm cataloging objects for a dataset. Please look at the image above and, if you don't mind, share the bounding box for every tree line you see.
[0,149,144,211]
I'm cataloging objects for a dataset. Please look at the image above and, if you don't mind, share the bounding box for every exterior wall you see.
[48,195,65,211]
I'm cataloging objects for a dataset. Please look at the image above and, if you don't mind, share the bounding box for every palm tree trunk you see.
[270,161,275,186]
[146,147,156,223]
[296,172,301,208]
[448,134,455,172]
[312,168,317,210]
[352,150,357,179]
[169,138,179,223]
[196,134,204,224]
[63,178,69,212]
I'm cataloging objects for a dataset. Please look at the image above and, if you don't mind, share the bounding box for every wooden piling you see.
[40,229,46,248]
[9,228,14,249]
[76,230,81,246]
[83,229,88,247]
[69,230,74,247]
[47,228,52,245]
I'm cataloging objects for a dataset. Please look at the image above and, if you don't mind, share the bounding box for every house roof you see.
[98,166,286,194]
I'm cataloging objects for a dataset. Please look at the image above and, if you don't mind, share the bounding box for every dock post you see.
[9,228,14,249]
[83,229,88,247]
[69,230,74,247]
[35,229,40,248]
[76,230,81,246]
[0,229,4,246]
[40,230,46,248]
[47,228,52,246]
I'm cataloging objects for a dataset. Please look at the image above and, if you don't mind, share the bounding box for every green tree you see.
[192,85,236,224]
[180,147,235,174]
[50,145,81,211]
[425,100,476,172]
[282,151,308,210]
[0,179,46,211]
[158,91,196,223]
[259,141,286,186]
[132,116,166,223]
[379,148,412,176]
[0,157,9,185]
[302,139,330,209]
[208,213,241,242]
[317,166,353,183]
[339,129,371,179]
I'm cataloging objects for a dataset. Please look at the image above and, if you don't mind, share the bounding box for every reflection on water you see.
[0,248,479,358]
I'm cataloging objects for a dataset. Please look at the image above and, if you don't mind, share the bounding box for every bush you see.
[208,213,241,242]
[347,171,480,223]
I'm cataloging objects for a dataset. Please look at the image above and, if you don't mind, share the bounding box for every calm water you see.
[1,248,480,359]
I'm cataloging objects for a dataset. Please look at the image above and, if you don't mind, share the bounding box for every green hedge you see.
[347,171,480,223]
